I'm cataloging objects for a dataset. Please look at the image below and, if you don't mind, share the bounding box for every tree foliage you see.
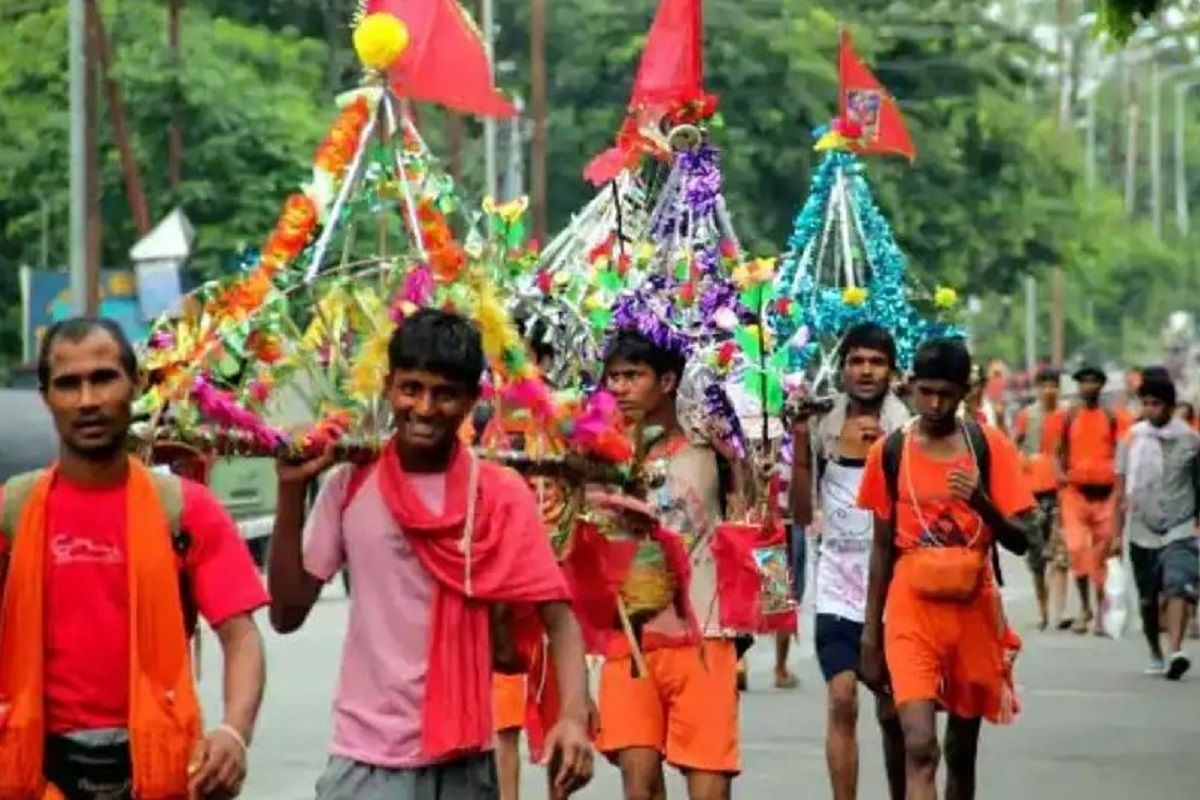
[1,0,1196,372]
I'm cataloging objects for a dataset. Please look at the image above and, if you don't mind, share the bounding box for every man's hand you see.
[542,716,593,797]
[276,446,334,486]
[187,727,247,799]
[948,468,984,507]
[859,632,889,694]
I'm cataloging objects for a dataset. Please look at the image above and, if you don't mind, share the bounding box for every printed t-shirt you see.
[0,476,269,735]
[814,458,872,622]
[302,464,448,769]
[1013,406,1065,494]
[1064,406,1131,487]
[857,425,1035,551]
[642,435,729,641]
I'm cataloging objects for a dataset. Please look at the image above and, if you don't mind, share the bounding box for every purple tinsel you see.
[680,144,722,219]
[608,283,694,357]
[704,382,747,459]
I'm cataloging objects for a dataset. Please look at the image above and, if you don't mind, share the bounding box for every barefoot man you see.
[792,323,910,800]
[859,338,1033,800]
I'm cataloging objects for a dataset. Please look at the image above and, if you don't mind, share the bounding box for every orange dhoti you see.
[1059,486,1115,587]
[885,557,1019,723]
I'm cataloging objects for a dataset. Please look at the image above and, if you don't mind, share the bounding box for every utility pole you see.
[1050,0,1070,369]
[1151,60,1164,236]
[481,0,498,199]
[504,95,526,200]
[1024,276,1037,378]
[530,0,548,242]
[90,4,152,237]
[84,0,101,314]
[1126,60,1142,217]
[168,0,183,194]
[69,0,88,315]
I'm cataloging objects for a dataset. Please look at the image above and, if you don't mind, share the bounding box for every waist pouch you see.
[45,729,132,800]
[903,547,986,602]
[1077,483,1114,501]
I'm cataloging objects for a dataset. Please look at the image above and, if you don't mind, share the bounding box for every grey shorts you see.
[1160,538,1200,604]
[315,754,498,800]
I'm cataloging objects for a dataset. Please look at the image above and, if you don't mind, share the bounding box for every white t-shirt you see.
[814,458,872,622]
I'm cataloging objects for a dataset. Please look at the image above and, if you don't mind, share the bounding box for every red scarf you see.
[376,441,570,760]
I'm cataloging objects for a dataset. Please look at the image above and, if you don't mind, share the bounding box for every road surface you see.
[199,555,1200,798]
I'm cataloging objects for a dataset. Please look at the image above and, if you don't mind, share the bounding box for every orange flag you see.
[839,29,915,161]
[367,0,516,118]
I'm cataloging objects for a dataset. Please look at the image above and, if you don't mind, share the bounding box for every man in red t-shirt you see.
[0,317,268,800]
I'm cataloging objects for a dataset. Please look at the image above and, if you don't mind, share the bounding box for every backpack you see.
[881,420,1005,586]
[1061,405,1119,473]
[0,469,198,637]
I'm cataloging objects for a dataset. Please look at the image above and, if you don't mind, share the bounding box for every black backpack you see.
[880,420,1005,586]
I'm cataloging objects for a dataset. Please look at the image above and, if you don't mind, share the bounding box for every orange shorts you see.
[1060,487,1115,585]
[493,672,527,733]
[885,565,1010,722]
[595,638,740,774]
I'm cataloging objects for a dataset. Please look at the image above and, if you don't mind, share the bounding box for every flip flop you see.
[1056,618,1075,631]
[774,671,799,690]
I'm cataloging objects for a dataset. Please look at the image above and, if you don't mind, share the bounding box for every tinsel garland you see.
[769,150,958,371]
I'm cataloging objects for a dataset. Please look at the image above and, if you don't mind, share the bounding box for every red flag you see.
[367,0,516,118]
[838,29,915,161]
[583,0,706,185]
[629,0,704,109]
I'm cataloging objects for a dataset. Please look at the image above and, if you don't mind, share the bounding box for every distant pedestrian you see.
[1114,373,1198,680]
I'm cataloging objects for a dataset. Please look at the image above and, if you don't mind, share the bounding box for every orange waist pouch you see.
[899,547,986,602]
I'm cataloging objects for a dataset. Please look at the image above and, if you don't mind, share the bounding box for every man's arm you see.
[859,515,895,691]
[215,613,265,742]
[970,495,1033,556]
[789,423,815,527]
[268,454,334,633]
[539,601,593,796]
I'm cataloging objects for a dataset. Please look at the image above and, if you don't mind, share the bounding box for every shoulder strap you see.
[148,470,185,539]
[963,421,992,491]
[340,461,378,514]
[1,470,46,545]
[882,429,906,512]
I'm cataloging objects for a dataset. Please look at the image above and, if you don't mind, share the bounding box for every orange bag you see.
[903,546,986,602]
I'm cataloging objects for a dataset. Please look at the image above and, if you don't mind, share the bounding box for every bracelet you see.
[216,722,249,753]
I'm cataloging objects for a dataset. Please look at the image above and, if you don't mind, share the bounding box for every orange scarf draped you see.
[0,460,202,800]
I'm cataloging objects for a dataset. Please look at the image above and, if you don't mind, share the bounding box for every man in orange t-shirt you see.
[858,338,1034,800]
[1059,365,1132,635]
[1012,367,1068,630]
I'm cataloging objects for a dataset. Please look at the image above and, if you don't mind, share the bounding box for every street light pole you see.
[1152,61,1164,235]
[1175,78,1200,236]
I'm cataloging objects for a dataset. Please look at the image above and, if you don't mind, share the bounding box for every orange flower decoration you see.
[246,331,284,364]
[314,98,371,174]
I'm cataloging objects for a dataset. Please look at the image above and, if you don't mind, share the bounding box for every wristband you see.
[216,723,249,753]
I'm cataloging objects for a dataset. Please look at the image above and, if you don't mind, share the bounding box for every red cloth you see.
[839,29,916,161]
[367,0,516,118]
[376,441,570,760]
[0,479,267,735]
[711,521,796,634]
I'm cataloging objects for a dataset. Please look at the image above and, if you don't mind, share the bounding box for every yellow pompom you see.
[842,286,869,307]
[934,286,958,309]
[354,13,410,71]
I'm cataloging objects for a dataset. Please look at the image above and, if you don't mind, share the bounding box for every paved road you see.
[200,555,1200,798]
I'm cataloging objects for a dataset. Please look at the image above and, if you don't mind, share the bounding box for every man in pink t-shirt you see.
[269,309,593,800]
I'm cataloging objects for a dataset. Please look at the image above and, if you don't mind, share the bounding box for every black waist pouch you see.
[45,729,133,800]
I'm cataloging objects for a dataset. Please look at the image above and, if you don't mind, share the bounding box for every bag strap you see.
[882,428,906,516]
[1,469,47,546]
[962,420,1004,587]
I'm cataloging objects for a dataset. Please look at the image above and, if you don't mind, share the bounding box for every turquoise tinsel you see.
[770,149,958,371]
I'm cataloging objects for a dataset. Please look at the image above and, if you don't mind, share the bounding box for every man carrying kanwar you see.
[0,317,270,800]
[268,309,593,800]
[791,323,910,800]
[858,337,1033,800]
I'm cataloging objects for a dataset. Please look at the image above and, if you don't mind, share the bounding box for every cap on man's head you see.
[1072,365,1106,384]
